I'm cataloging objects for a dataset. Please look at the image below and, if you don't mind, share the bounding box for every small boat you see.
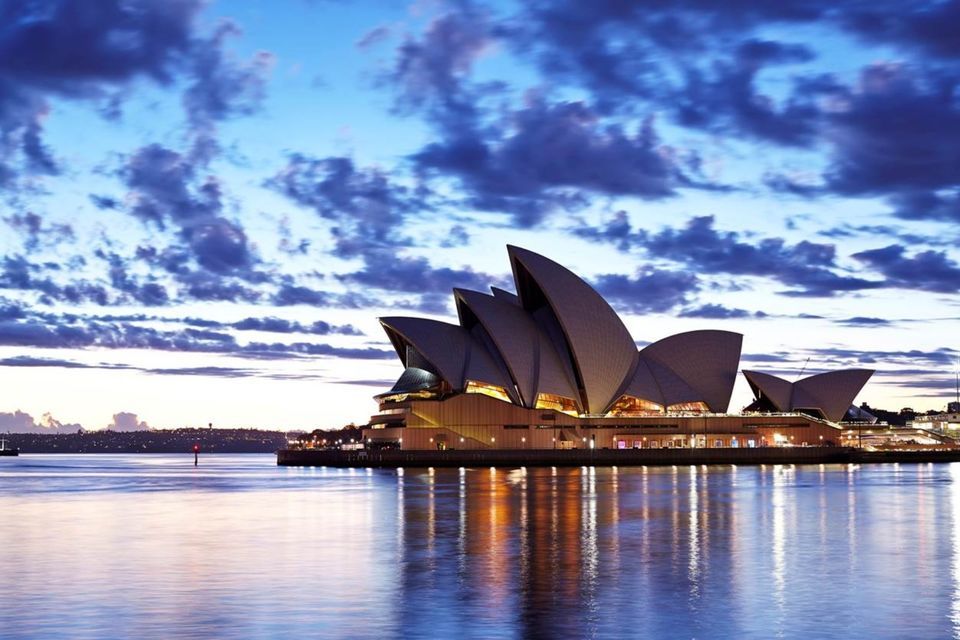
[0,438,19,457]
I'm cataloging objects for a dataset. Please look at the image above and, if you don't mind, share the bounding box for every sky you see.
[1,0,959,432]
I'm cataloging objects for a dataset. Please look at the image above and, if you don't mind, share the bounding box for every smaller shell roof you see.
[379,316,513,393]
[742,370,793,411]
[742,368,874,422]
[794,369,874,422]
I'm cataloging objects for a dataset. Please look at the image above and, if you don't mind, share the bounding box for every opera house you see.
[363,246,873,451]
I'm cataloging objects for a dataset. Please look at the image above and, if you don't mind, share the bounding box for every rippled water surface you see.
[2,455,959,639]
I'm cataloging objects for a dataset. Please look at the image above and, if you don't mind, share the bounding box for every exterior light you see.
[491,437,495,442]
[460,437,464,442]
[521,437,526,442]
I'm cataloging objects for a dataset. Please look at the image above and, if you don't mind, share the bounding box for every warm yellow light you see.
[465,380,512,403]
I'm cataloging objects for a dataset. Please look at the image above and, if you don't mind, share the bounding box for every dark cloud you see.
[182,20,274,163]
[888,190,960,225]
[337,252,496,296]
[836,316,892,327]
[0,255,109,305]
[4,211,74,250]
[385,8,493,126]
[272,283,331,307]
[0,0,271,189]
[120,143,261,283]
[232,317,361,336]
[268,154,418,259]
[678,304,765,319]
[580,214,883,297]
[675,39,822,147]
[592,268,699,314]
[0,313,392,360]
[413,99,691,226]
[853,245,960,293]
[824,64,960,197]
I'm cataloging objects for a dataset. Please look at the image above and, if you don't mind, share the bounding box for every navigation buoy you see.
[194,443,200,466]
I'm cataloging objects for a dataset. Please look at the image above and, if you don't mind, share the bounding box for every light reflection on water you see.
[1,455,959,639]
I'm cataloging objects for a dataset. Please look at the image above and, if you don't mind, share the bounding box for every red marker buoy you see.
[193,443,200,466]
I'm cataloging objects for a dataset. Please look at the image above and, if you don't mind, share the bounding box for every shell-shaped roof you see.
[381,317,469,389]
[454,288,579,407]
[742,368,874,422]
[380,317,512,392]
[622,358,665,406]
[508,245,638,414]
[641,356,702,406]
[640,330,743,412]
[388,367,440,394]
[490,287,520,304]
[742,370,793,411]
[794,369,874,422]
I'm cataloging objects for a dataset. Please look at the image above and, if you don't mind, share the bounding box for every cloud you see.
[231,316,361,336]
[674,39,822,147]
[0,0,271,190]
[0,312,394,360]
[385,8,493,125]
[106,411,150,432]
[0,409,81,434]
[592,268,699,314]
[268,154,418,258]
[579,214,883,297]
[852,244,960,293]
[4,212,74,250]
[182,20,274,163]
[122,144,256,273]
[413,98,696,226]
[1,255,110,305]
[836,316,892,327]
[678,304,765,319]
[824,64,960,198]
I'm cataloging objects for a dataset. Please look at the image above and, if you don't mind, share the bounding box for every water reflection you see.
[3,456,960,638]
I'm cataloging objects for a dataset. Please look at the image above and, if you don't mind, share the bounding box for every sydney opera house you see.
[363,246,873,450]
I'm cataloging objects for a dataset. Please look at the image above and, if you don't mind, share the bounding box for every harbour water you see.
[1,455,959,639]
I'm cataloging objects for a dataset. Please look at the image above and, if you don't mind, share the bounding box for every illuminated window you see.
[666,401,710,414]
[606,395,664,417]
[535,393,579,416]
[465,380,513,403]
[378,389,439,404]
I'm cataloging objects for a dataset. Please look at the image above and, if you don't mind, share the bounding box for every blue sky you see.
[1,0,959,432]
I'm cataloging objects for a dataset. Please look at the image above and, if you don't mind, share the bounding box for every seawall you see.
[277,447,960,468]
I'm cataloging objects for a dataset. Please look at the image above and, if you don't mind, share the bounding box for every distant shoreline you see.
[2,427,286,454]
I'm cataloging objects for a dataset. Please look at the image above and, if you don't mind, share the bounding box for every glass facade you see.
[465,380,513,403]
[606,395,665,417]
[535,392,579,416]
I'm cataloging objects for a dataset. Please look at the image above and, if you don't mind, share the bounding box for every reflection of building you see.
[363,246,871,450]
